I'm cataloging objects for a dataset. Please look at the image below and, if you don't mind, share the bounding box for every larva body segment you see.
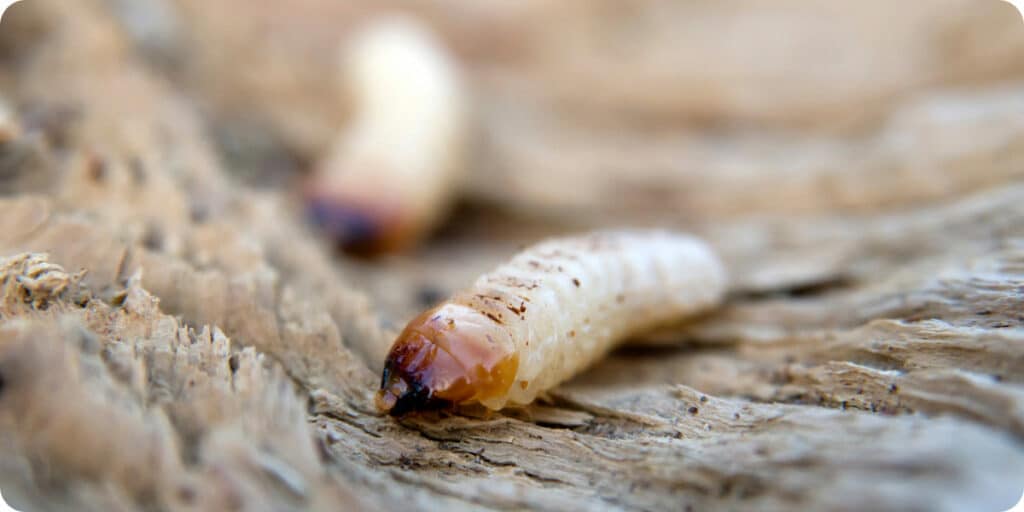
[305,15,467,254]
[377,231,727,414]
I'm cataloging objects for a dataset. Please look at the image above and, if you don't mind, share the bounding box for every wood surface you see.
[0,1,1022,511]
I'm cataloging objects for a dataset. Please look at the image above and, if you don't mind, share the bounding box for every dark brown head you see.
[302,170,417,255]
[376,303,518,416]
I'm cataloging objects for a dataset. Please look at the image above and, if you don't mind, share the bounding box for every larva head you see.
[303,178,416,255]
[376,303,518,416]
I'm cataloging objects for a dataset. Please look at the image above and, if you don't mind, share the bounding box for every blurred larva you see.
[305,15,467,254]
[376,231,727,415]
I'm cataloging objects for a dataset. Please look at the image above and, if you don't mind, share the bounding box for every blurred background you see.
[2,0,1023,330]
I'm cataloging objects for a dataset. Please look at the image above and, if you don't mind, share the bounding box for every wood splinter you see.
[376,230,728,415]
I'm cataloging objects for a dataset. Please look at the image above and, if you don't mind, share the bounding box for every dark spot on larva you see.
[568,330,576,338]
[733,412,740,420]
[0,371,5,397]
[977,309,992,316]
[688,406,699,414]
[519,381,528,390]
[430,314,441,322]
[528,260,541,268]
[484,311,503,325]
[994,374,1004,382]
[572,278,580,287]
[699,395,708,403]
[557,265,564,272]
[486,335,495,344]
[584,317,590,324]
[888,384,898,393]
[855,388,863,395]
[228,354,239,374]
[446,319,455,329]
[615,294,625,303]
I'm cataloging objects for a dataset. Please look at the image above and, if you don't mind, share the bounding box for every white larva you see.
[376,230,727,414]
[305,15,468,253]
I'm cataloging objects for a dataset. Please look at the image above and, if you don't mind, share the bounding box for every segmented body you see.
[377,231,727,414]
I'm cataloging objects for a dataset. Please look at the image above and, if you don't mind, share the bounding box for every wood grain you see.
[0,1,1021,511]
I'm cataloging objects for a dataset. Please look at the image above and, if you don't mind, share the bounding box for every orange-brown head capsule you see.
[376,303,518,416]
[303,183,413,255]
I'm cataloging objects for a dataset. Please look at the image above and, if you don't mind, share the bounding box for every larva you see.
[376,230,727,414]
[305,15,467,254]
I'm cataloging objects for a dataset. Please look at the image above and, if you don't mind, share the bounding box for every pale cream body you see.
[315,15,468,248]
[446,231,727,409]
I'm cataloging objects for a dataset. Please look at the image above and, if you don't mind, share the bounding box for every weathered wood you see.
[0,1,1022,511]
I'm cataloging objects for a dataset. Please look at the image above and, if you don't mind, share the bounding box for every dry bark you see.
[0,1,1022,511]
